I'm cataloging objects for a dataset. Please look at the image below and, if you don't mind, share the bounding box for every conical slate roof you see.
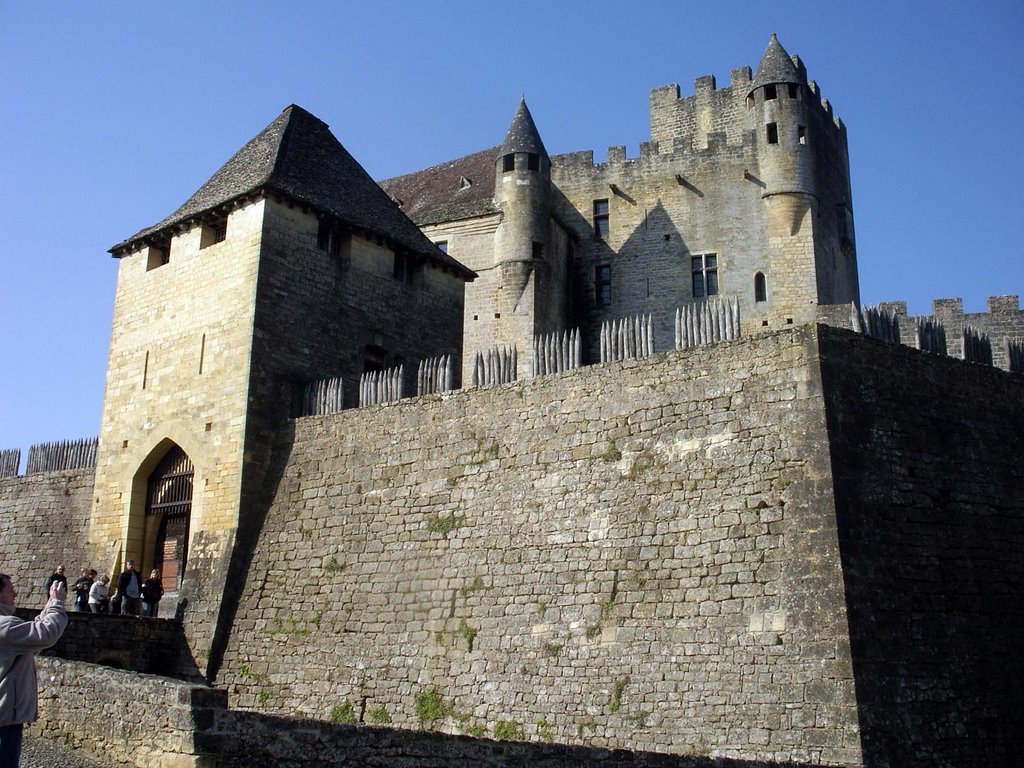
[750,33,805,93]
[499,98,547,158]
[111,105,473,277]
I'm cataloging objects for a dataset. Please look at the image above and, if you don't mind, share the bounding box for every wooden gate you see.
[146,446,193,591]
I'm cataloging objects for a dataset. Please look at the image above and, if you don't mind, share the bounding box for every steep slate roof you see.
[378,146,499,227]
[500,98,548,157]
[110,105,474,278]
[750,33,806,93]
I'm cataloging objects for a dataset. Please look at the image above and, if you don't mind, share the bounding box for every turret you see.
[748,33,814,198]
[747,34,821,323]
[491,99,554,374]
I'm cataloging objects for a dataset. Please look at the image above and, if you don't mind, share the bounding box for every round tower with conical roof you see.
[491,98,554,375]
[748,33,825,322]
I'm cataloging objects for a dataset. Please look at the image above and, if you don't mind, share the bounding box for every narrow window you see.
[754,272,767,303]
[692,254,719,298]
[593,199,610,239]
[142,351,149,390]
[502,154,515,173]
[318,220,342,256]
[199,333,206,374]
[435,241,448,254]
[766,123,779,145]
[527,153,540,171]
[394,253,415,284]
[200,215,228,249]
[798,126,807,145]
[595,264,611,306]
[764,84,777,101]
[532,242,544,261]
[146,240,171,271]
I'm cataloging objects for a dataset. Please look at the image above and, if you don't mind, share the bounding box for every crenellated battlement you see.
[854,295,1024,372]
[649,62,845,155]
[878,294,1022,319]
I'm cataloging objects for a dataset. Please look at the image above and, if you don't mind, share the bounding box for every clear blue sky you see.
[1,1,1022,458]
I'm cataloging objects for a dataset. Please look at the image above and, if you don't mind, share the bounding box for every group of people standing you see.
[44,560,164,618]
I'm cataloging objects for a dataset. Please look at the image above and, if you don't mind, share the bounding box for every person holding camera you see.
[0,571,68,767]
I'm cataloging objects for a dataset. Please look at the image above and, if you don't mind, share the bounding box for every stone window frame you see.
[691,253,719,299]
[317,219,343,257]
[754,271,767,303]
[146,237,172,271]
[200,214,228,249]
[593,199,610,240]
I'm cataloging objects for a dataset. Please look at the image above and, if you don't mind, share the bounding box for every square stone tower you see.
[94,105,473,671]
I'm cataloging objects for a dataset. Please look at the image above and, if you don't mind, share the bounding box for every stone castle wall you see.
[0,467,94,593]
[217,326,862,766]
[31,658,806,768]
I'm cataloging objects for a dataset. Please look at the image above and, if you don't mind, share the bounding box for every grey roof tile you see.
[500,98,547,158]
[751,33,805,93]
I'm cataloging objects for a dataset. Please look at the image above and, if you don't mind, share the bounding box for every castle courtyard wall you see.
[218,326,862,765]
[0,467,94,591]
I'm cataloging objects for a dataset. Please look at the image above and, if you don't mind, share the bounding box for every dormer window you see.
[764,84,777,100]
[788,83,799,99]
[200,215,228,249]
[502,155,515,173]
[527,153,540,171]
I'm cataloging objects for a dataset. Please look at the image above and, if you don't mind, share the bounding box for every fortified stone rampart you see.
[5,325,1023,767]
[217,326,862,765]
[30,658,806,768]
[818,328,1024,766]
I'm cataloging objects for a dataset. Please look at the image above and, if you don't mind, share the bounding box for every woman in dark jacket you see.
[140,570,164,618]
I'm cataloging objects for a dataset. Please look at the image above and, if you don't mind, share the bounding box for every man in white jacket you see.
[0,573,67,768]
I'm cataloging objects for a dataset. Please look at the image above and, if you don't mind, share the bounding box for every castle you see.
[1,35,1022,767]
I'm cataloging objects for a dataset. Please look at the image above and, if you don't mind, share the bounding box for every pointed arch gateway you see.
[144,445,194,592]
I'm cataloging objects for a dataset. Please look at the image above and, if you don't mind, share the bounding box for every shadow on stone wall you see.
[200,708,815,768]
[205,417,296,683]
[819,326,1024,767]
